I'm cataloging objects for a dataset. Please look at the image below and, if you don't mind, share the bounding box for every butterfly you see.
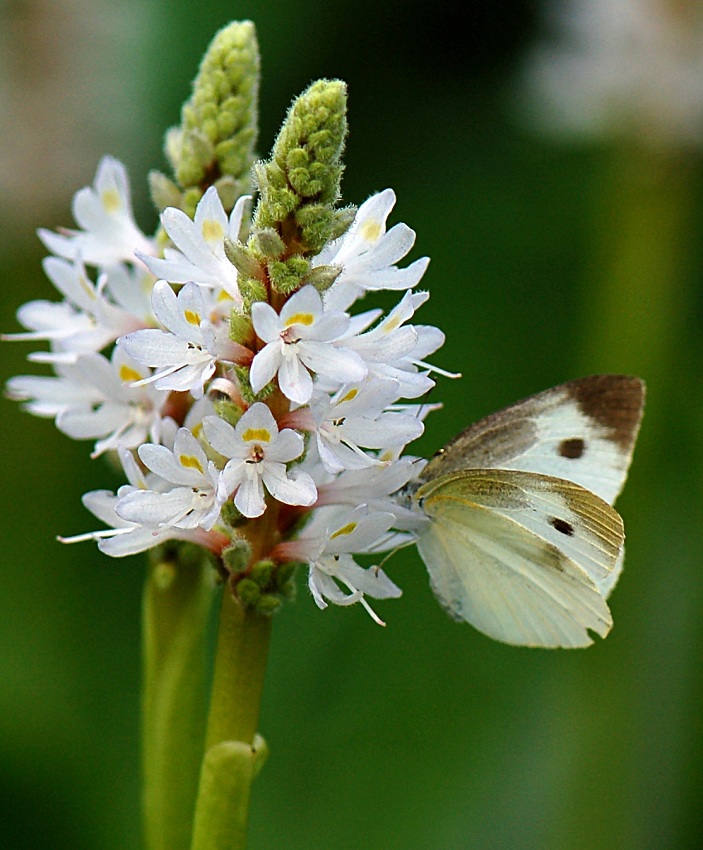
[407,375,645,648]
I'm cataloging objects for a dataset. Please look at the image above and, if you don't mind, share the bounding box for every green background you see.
[1,1,702,848]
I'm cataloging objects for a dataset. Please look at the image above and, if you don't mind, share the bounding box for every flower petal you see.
[234,476,266,518]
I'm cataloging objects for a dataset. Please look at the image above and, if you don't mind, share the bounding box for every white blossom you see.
[38,156,154,266]
[115,428,225,531]
[342,290,450,398]
[316,189,429,312]
[141,188,249,305]
[59,448,185,557]
[6,362,104,419]
[203,402,317,518]
[55,349,168,457]
[315,457,427,531]
[286,378,424,473]
[249,284,367,403]
[2,258,148,363]
[281,506,402,625]
[117,281,241,399]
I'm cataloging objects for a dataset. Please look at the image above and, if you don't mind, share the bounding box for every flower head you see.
[117,281,242,399]
[249,284,367,404]
[203,403,316,518]
[317,189,429,312]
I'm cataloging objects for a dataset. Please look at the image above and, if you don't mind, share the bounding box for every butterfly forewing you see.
[420,375,645,505]
[416,492,613,648]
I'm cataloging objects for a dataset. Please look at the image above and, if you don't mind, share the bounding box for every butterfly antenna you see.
[373,539,415,575]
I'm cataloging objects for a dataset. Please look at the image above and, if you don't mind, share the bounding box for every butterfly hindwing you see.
[414,469,624,647]
[417,501,611,648]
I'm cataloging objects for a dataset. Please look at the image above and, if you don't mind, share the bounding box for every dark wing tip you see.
[564,375,645,451]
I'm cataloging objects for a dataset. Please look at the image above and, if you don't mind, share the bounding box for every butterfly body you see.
[408,375,645,648]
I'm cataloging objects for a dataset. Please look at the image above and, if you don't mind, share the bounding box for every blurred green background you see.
[2,1,703,848]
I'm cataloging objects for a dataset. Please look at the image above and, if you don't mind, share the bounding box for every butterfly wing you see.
[414,469,624,647]
[421,375,645,505]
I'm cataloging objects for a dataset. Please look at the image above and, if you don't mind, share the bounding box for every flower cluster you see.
[6,156,449,625]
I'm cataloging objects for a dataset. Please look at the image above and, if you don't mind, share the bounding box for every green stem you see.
[579,146,698,414]
[190,589,273,850]
[142,550,215,850]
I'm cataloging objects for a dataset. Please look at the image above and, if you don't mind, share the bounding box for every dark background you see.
[1,1,702,848]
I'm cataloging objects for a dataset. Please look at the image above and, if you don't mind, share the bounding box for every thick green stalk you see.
[579,146,697,410]
[190,589,272,850]
[142,551,215,850]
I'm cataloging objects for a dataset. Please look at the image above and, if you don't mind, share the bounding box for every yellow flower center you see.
[360,219,382,242]
[330,521,358,540]
[338,388,359,404]
[201,219,224,242]
[179,454,204,474]
[101,187,121,214]
[242,428,271,443]
[284,312,315,328]
[119,364,143,383]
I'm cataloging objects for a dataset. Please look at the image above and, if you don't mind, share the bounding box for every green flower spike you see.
[150,20,260,217]
[251,79,354,294]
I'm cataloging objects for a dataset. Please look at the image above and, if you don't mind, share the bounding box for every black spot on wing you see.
[550,517,574,536]
[559,437,585,459]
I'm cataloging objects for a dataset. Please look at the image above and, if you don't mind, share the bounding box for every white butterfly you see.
[405,375,645,648]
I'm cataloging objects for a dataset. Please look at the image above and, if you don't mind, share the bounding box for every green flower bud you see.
[301,263,342,292]
[250,227,286,260]
[238,277,268,310]
[211,398,244,428]
[233,366,274,404]
[224,237,264,279]
[275,562,300,599]
[255,594,282,615]
[219,501,244,528]
[165,20,260,210]
[213,175,240,213]
[267,256,310,295]
[253,78,348,254]
[250,559,275,588]
[222,538,252,574]
[229,308,254,345]
[234,578,260,607]
[148,170,183,211]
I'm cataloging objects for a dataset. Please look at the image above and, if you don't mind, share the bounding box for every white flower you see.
[117,281,238,399]
[2,258,147,363]
[38,156,154,266]
[202,402,317,518]
[59,448,183,557]
[141,188,249,305]
[316,189,430,312]
[291,506,402,625]
[115,428,225,531]
[6,362,104,419]
[54,348,168,457]
[249,284,367,404]
[315,457,426,531]
[101,263,157,326]
[343,290,450,398]
[287,378,424,473]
